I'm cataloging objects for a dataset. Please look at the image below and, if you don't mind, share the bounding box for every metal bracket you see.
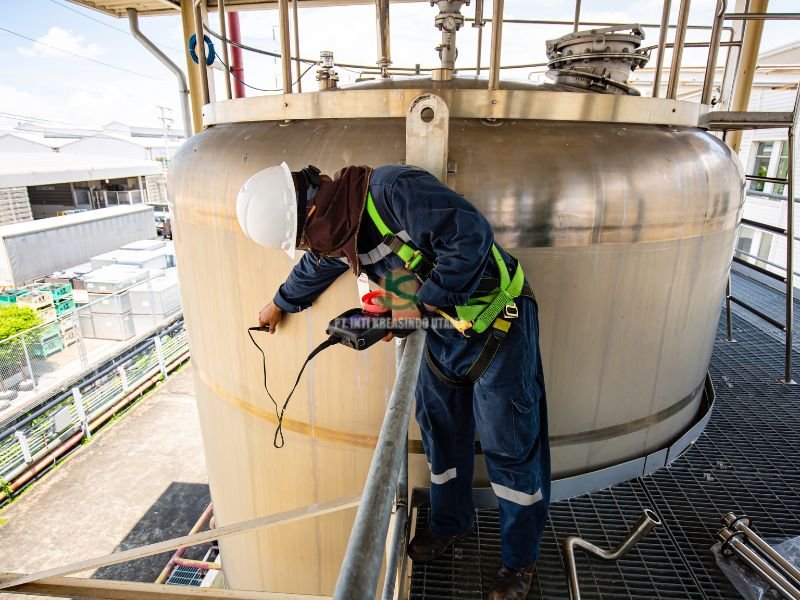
[405,93,449,183]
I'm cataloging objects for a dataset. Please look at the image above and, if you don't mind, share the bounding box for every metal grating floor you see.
[410,273,800,599]
[165,565,207,586]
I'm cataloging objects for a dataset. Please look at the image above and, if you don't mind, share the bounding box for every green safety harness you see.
[365,192,535,385]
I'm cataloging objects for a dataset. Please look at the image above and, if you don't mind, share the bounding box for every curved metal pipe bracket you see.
[563,509,662,600]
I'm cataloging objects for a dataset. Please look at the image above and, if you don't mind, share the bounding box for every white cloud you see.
[18,27,104,60]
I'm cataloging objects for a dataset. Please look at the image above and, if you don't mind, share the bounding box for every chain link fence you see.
[0,317,188,497]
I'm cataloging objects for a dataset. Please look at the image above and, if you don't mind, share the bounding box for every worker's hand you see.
[258,302,283,334]
[382,304,422,342]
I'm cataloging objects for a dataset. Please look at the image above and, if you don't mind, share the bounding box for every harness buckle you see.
[503,302,519,319]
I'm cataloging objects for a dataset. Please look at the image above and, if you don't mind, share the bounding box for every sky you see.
[1,0,799,133]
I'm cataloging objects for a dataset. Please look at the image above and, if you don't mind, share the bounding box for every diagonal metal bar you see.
[0,495,360,591]
[0,573,331,600]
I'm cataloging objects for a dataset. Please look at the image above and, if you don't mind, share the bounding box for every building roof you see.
[0,205,153,239]
[67,0,419,17]
[0,152,162,187]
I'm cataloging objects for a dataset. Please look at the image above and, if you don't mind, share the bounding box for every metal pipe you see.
[717,527,800,600]
[784,108,796,383]
[380,438,408,600]
[725,12,800,20]
[572,0,581,32]
[652,0,672,98]
[278,0,293,94]
[375,0,391,77]
[741,217,787,235]
[333,331,425,600]
[727,0,770,152]
[127,10,192,141]
[564,509,661,600]
[667,0,692,99]
[722,513,800,587]
[729,294,786,328]
[726,275,734,341]
[227,12,245,98]
[218,0,232,100]
[702,0,728,104]
[468,16,733,32]
[192,0,210,107]
[473,0,484,76]
[155,503,214,584]
[487,0,504,90]
[292,0,302,91]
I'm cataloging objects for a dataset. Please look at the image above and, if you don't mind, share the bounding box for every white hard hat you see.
[236,162,298,258]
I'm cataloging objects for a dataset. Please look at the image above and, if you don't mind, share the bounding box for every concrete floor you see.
[0,365,209,599]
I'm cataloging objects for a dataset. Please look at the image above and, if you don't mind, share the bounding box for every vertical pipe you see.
[278,0,293,94]
[488,0,504,90]
[727,0,769,152]
[476,27,483,75]
[129,9,192,137]
[192,0,210,106]
[180,1,203,133]
[292,0,302,91]
[726,275,735,341]
[652,0,672,97]
[666,0,692,99]
[573,0,582,32]
[20,335,35,391]
[218,0,232,100]
[784,121,795,383]
[227,12,245,99]
[702,0,727,104]
[375,0,391,77]
[474,0,484,75]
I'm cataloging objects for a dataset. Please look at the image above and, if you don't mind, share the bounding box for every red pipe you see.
[156,503,215,583]
[227,11,246,98]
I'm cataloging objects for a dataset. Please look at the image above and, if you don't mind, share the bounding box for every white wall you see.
[0,135,51,154]
[59,137,148,161]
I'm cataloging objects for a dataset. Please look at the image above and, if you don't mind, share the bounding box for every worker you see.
[237,163,550,600]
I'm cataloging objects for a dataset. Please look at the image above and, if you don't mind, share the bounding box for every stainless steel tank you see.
[169,77,743,594]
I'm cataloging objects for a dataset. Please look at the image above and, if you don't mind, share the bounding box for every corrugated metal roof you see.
[0,205,153,239]
[0,152,162,187]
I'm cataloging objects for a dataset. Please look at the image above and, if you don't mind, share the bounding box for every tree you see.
[0,306,43,391]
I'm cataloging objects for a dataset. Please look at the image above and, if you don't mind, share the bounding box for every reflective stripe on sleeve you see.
[428,463,457,485]
[491,483,543,506]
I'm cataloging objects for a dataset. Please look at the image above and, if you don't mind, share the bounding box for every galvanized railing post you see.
[15,431,32,464]
[702,0,727,105]
[666,0,691,99]
[334,330,425,600]
[783,96,797,384]
[71,387,91,441]
[117,366,130,392]
[153,336,168,381]
[652,0,672,98]
[20,335,35,391]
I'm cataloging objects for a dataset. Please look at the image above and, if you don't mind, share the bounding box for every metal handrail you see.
[333,331,425,600]
[726,83,800,384]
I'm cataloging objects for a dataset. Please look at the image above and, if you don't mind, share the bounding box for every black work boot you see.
[488,563,535,600]
[407,527,472,563]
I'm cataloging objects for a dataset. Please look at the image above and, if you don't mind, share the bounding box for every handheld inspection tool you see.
[248,291,418,447]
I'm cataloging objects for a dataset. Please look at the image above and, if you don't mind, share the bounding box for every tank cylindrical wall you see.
[169,108,743,594]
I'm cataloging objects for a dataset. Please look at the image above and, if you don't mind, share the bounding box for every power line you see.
[45,0,185,54]
[0,26,172,81]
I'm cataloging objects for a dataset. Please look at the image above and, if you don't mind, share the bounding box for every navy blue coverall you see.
[273,165,551,569]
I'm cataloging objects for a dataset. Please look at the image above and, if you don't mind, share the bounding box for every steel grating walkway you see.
[409,273,800,599]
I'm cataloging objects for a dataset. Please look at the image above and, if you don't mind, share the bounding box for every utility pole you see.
[156,105,174,167]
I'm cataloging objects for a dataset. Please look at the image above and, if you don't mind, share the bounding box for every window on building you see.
[749,141,774,192]
[737,227,754,255]
[748,140,789,196]
[774,143,789,196]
